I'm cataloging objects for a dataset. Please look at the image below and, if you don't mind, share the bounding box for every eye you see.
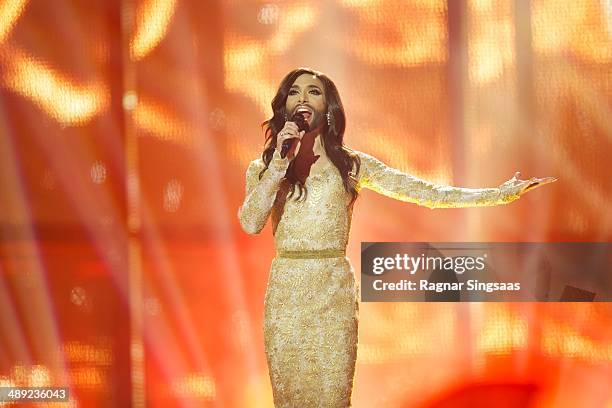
[288,90,298,95]
[310,89,321,95]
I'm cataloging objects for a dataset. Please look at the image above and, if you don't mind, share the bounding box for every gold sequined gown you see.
[238,150,521,407]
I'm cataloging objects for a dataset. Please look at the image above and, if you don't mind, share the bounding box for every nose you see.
[298,91,308,103]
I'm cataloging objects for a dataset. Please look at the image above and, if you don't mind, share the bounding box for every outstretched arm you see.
[238,152,289,234]
[356,151,556,209]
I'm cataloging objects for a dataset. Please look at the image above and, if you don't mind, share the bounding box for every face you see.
[285,73,327,131]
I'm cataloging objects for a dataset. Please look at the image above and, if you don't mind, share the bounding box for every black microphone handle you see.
[280,113,309,158]
[280,137,298,159]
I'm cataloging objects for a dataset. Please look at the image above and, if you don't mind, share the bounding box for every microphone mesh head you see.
[291,112,310,132]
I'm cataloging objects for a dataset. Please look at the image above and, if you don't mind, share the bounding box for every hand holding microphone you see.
[278,112,310,159]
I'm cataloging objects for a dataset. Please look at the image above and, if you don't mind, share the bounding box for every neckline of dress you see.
[308,163,335,179]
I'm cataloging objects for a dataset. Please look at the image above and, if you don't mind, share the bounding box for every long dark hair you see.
[260,67,360,203]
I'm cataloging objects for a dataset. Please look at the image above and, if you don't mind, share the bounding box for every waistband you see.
[276,249,346,259]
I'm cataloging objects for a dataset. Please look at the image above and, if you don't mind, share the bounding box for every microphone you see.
[280,112,310,158]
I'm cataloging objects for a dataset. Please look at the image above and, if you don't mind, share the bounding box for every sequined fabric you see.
[238,149,522,407]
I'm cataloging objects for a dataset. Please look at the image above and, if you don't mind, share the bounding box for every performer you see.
[237,68,555,407]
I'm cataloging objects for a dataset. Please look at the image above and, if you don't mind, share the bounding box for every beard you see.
[307,109,325,132]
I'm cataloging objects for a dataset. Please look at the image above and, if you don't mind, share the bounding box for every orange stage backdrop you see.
[0,1,610,407]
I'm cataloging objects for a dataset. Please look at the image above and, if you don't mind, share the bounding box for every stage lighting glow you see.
[532,0,612,62]
[133,99,194,146]
[0,0,27,43]
[63,341,113,366]
[224,40,264,70]
[339,0,381,6]
[208,107,226,131]
[3,365,51,387]
[90,161,107,184]
[543,322,612,362]
[257,4,280,25]
[70,367,107,390]
[163,179,184,213]
[341,0,447,66]
[2,48,108,125]
[468,0,515,85]
[223,42,273,113]
[476,305,527,355]
[605,0,612,36]
[270,4,316,53]
[29,365,51,387]
[123,90,138,110]
[131,0,177,60]
[241,373,274,408]
[357,304,456,364]
[70,287,87,306]
[361,128,454,185]
[171,373,216,399]
[224,4,318,113]
[1,0,610,406]
[0,376,14,388]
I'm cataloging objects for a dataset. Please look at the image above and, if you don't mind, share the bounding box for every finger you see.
[285,122,298,131]
[524,182,543,192]
[281,129,295,137]
[280,128,297,139]
[279,131,296,143]
[299,130,305,138]
[537,176,558,184]
[514,171,521,179]
[528,177,556,187]
[524,178,556,192]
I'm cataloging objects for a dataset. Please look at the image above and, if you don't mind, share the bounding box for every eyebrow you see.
[289,84,321,89]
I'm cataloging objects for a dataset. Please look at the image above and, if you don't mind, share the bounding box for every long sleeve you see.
[356,151,521,209]
[238,151,290,234]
